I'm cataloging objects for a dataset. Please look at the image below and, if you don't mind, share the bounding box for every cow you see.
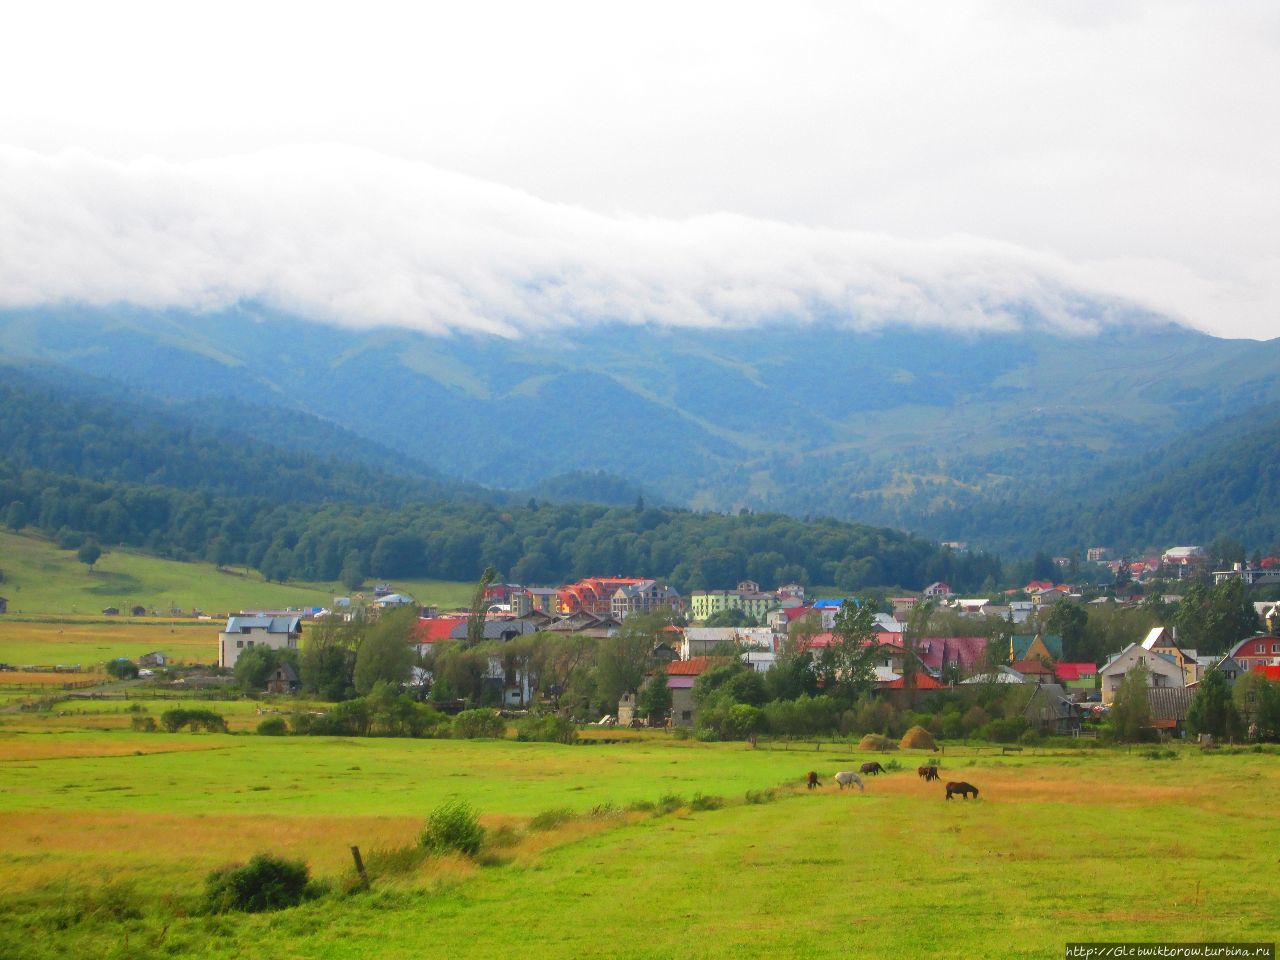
[834,771,864,792]
[945,781,979,800]
[860,761,885,776]
[806,771,820,790]
[918,765,939,782]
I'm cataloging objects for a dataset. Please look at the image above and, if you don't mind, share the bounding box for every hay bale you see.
[858,733,897,751]
[899,725,937,751]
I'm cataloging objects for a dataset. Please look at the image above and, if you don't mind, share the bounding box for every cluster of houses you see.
[209,568,1280,736]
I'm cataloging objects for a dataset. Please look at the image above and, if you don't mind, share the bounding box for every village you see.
[207,541,1280,743]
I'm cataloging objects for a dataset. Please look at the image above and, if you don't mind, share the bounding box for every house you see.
[1146,686,1195,737]
[682,627,776,659]
[265,660,301,694]
[875,672,947,708]
[1011,659,1057,683]
[952,598,990,615]
[1195,654,1243,686]
[664,656,732,727]
[558,578,653,616]
[1162,546,1206,567]
[1010,633,1063,663]
[1054,662,1097,691]
[922,582,952,600]
[1224,634,1280,672]
[961,665,1028,685]
[217,615,302,669]
[1021,682,1082,735]
[1099,642,1185,705]
[1141,627,1200,685]
[138,651,167,669]
[611,580,682,621]
[373,593,415,609]
[545,610,620,638]
[912,636,988,677]
[689,581,778,623]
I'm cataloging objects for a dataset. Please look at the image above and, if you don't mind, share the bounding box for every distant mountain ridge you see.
[3,305,1279,552]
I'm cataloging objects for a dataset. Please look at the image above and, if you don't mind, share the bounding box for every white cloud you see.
[0,144,1221,339]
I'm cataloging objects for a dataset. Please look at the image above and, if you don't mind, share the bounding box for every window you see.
[681,711,692,722]
[1257,644,1265,654]
[236,640,244,648]
[1272,644,1279,654]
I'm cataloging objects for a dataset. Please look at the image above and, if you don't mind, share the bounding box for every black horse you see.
[945,781,979,800]
[860,761,885,776]
[806,771,820,790]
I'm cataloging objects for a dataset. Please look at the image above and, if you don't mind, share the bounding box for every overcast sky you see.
[1,1,1276,339]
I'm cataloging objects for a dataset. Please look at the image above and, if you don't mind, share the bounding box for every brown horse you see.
[807,771,820,790]
[918,765,939,782]
[860,761,885,776]
[945,781,978,800]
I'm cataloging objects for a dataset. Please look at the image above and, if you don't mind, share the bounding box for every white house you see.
[1099,642,1185,705]
[217,615,302,669]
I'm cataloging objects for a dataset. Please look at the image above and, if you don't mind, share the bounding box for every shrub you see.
[204,854,312,913]
[656,794,684,814]
[256,717,287,736]
[419,800,485,857]
[515,714,578,744]
[690,793,724,811]
[130,715,157,732]
[627,799,656,813]
[899,725,937,751]
[528,808,575,831]
[1018,729,1043,746]
[979,717,1029,743]
[160,709,228,733]
[671,726,692,740]
[451,709,506,740]
[486,824,523,848]
[858,733,897,751]
[745,788,777,805]
[1140,748,1178,760]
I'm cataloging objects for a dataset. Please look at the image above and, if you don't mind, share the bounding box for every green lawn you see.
[0,727,1276,959]
[0,529,473,615]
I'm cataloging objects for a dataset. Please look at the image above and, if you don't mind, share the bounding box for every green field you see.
[0,720,1276,959]
[0,529,473,616]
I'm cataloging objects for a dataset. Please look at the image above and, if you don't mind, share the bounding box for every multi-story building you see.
[690,580,780,622]
[558,578,651,616]
[610,580,682,621]
[216,615,302,669]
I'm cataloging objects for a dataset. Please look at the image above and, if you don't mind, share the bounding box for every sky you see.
[1,0,1276,340]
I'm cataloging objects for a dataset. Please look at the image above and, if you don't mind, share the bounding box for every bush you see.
[899,725,937,751]
[204,854,312,913]
[671,726,692,740]
[1140,748,1178,760]
[419,800,485,857]
[979,717,1029,743]
[656,794,684,814]
[689,793,724,811]
[451,709,506,739]
[160,709,228,733]
[745,788,777,805]
[515,714,578,744]
[256,717,287,736]
[1018,729,1043,746]
[858,733,898,751]
[528,808,575,831]
[130,715,157,732]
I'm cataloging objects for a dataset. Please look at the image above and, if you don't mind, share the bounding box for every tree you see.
[5,500,28,532]
[1185,667,1241,741]
[353,607,417,695]
[466,566,497,648]
[1046,599,1088,661]
[704,607,754,628]
[339,551,365,592]
[636,667,672,725]
[105,658,139,680]
[300,616,360,700]
[1110,664,1151,742]
[816,600,881,705]
[596,614,663,710]
[77,541,102,571]
[530,632,593,712]
[234,646,297,692]
[1233,672,1280,741]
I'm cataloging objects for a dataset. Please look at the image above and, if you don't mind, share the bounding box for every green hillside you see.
[0,530,472,616]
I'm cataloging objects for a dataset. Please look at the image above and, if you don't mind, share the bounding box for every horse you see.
[834,771,864,792]
[806,771,820,790]
[945,781,979,800]
[860,761,885,776]
[918,765,939,782]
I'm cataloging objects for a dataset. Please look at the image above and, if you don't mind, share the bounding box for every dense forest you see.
[0,373,1002,592]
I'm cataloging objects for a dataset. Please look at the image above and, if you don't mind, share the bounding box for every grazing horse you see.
[807,771,820,790]
[860,761,885,776]
[918,765,939,782]
[834,771,864,792]
[945,781,979,800]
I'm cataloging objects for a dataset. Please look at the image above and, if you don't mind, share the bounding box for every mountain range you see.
[2,305,1279,556]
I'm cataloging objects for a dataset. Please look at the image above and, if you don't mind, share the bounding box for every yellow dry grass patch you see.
[0,672,106,686]
[868,766,1202,807]
[0,620,213,666]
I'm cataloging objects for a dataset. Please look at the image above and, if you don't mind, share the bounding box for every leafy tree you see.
[816,600,881,705]
[1185,667,1241,741]
[595,614,663,710]
[636,667,672,724]
[234,646,298,692]
[530,632,593,712]
[339,551,365,592]
[300,616,360,700]
[1233,672,1280,741]
[1110,664,1151,742]
[465,566,497,648]
[77,541,102,571]
[704,607,755,628]
[353,607,417,695]
[5,500,28,531]
[1046,599,1088,660]
[105,658,139,680]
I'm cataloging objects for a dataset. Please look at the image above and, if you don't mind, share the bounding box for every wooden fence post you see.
[350,846,369,889]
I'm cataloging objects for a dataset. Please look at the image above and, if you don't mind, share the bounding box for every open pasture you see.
[1,729,1277,959]
[0,619,214,668]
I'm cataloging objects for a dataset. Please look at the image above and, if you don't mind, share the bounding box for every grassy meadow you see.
[0,719,1277,959]
[0,529,473,616]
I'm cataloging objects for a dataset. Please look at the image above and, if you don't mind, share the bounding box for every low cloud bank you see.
[0,145,1178,338]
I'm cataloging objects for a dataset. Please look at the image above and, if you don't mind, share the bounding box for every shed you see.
[265,660,301,695]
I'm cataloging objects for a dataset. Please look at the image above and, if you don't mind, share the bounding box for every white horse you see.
[834,771,864,792]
